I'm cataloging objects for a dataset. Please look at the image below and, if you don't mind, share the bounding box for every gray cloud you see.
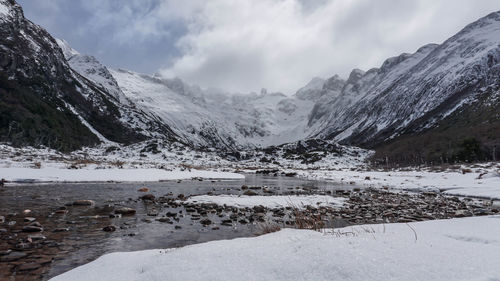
[18,0,500,94]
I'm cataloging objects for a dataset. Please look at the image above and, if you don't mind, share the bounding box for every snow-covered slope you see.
[309,11,500,147]
[108,70,318,149]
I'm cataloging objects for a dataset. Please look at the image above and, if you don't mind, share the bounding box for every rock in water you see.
[114,207,136,215]
[73,200,95,206]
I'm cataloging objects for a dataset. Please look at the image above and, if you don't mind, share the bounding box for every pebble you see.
[18,262,41,271]
[103,225,117,232]
[22,226,43,232]
[0,251,27,262]
[140,194,156,201]
[243,190,258,196]
[115,207,136,215]
[72,200,95,206]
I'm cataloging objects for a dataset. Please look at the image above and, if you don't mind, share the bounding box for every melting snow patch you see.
[185,195,346,209]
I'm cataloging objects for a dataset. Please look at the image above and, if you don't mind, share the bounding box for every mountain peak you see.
[55,38,80,60]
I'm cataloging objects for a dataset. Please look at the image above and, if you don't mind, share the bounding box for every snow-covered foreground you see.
[185,195,346,209]
[297,165,500,199]
[0,167,243,183]
[50,215,500,281]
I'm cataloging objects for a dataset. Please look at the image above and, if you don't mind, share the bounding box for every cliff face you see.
[0,0,148,151]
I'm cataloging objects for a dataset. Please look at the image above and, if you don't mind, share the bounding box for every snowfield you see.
[50,215,500,281]
[0,167,244,183]
[185,195,346,209]
[296,165,500,199]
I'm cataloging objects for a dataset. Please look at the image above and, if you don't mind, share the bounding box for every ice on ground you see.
[185,195,346,209]
[0,167,244,183]
[50,215,500,281]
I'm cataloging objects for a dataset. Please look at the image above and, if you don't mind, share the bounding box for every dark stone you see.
[115,207,136,215]
[18,262,41,271]
[243,190,258,196]
[157,217,172,223]
[103,225,117,232]
[141,194,156,201]
[73,200,95,206]
[200,219,212,226]
[0,251,27,262]
[22,226,43,232]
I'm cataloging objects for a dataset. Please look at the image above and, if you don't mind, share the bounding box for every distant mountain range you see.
[1,0,498,164]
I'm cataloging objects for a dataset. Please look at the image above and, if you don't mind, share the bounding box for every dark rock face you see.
[0,0,147,151]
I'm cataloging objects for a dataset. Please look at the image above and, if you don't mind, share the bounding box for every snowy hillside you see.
[308,11,500,147]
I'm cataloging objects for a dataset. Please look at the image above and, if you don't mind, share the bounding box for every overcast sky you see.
[18,0,500,94]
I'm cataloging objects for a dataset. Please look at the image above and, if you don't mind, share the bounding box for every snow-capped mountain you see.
[54,36,317,149]
[1,0,499,163]
[308,11,500,149]
[108,69,316,149]
[0,0,154,151]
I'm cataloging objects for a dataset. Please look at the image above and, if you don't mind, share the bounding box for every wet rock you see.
[24,217,36,223]
[212,226,220,230]
[166,212,177,217]
[141,194,156,201]
[28,221,42,227]
[253,205,266,213]
[18,262,41,271]
[157,217,172,223]
[200,218,212,226]
[73,200,95,206]
[243,190,258,196]
[55,210,68,214]
[115,207,136,215]
[174,225,182,229]
[103,225,117,232]
[0,250,12,256]
[147,210,159,216]
[28,234,46,241]
[22,226,43,232]
[241,185,248,190]
[0,251,27,262]
[53,228,70,232]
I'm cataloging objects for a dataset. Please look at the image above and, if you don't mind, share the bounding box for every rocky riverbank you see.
[1,181,498,280]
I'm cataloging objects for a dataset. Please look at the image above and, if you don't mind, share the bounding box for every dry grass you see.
[109,160,125,168]
[256,223,281,236]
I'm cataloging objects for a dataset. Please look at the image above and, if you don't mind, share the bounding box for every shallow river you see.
[0,175,351,280]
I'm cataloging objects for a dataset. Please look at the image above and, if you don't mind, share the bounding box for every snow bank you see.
[185,195,346,208]
[50,215,500,281]
[0,167,244,183]
[298,168,500,199]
